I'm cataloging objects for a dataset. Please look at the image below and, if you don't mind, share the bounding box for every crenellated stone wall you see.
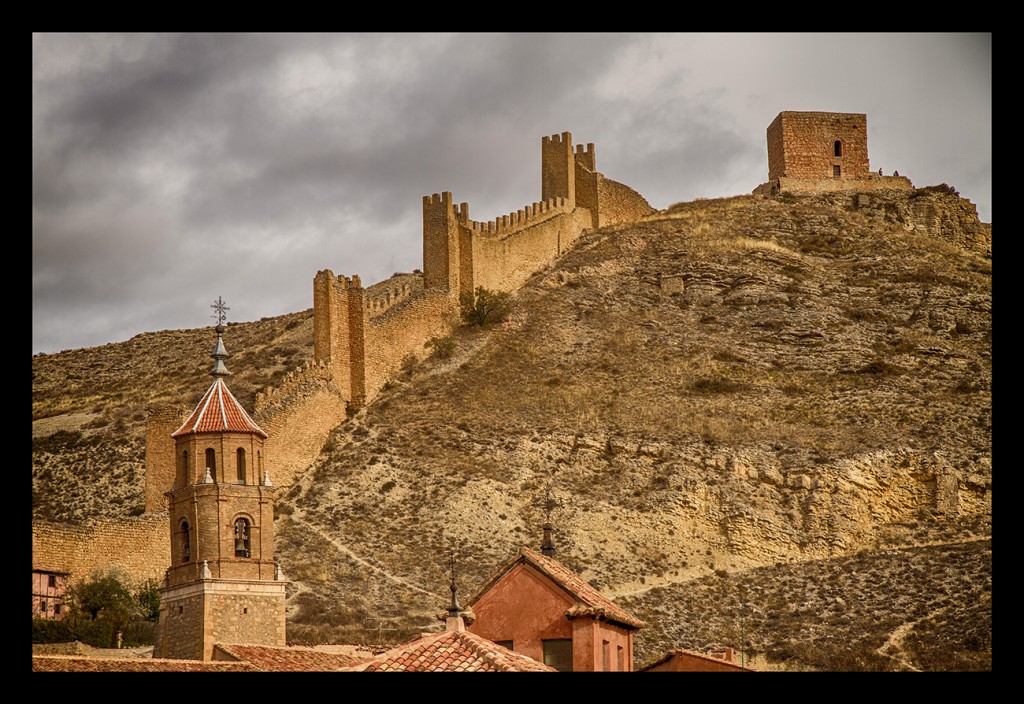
[312,131,652,416]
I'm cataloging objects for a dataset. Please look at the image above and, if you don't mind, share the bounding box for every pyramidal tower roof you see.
[172,297,267,439]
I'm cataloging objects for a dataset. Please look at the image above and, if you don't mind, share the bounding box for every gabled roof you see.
[213,643,367,671]
[172,378,267,438]
[639,648,755,672]
[31,655,258,672]
[467,547,645,630]
[341,629,556,672]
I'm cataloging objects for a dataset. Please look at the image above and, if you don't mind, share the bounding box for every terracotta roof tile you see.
[32,655,258,672]
[342,630,556,672]
[213,643,366,671]
[172,378,267,438]
[467,547,645,630]
[639,648,756,672]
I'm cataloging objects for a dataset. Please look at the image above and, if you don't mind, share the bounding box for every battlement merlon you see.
[574,142,596,172]
[542,131,576,208]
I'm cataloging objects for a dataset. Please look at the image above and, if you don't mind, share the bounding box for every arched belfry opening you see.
[234,517,251,558]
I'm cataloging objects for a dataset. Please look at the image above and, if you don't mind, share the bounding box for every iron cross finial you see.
[543,486,557,523]
[211,296,230,326]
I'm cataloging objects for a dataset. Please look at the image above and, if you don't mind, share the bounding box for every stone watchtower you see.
[767,111,870,182]
[154,299,287,660]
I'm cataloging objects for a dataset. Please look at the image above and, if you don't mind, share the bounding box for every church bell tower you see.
[154,297,287,660]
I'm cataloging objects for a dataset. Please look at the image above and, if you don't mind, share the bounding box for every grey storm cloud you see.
[33,33,991,355]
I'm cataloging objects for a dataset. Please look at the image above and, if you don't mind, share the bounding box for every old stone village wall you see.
[34,132,653,588]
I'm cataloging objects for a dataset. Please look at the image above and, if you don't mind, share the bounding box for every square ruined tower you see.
[767,111,870,182]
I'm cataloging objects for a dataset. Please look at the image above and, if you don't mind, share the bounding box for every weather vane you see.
[211,296,230,326]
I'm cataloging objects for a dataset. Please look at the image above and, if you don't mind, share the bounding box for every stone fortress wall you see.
[311,132,651,416]
[33,516,170,586]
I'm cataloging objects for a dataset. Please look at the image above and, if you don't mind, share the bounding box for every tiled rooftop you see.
[638,648,756,672]
[172,378,268,438]
[468,547,645,630]
[342,629,556,672]
[213,643,367,671]
[31,655,258,672]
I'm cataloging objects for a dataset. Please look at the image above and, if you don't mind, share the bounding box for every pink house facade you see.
[32,569,69,621]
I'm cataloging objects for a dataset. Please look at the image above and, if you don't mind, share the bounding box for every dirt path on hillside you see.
[876,605,949,672]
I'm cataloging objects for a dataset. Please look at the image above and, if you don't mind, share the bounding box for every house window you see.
[54,604,62,616]
[48,575,57,589]
[617,645,625,672]
[542,639,573,672]
[833,165,841,178]
[181,521,191,563]
[834,140,843,157]
[205,448,217,481]
[234,518,251,558]
[495,640,514,651]
[237,448,246,484]
[602,640,610,671]
[40,600,47,613]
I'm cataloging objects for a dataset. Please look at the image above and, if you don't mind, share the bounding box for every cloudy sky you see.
[32,33,991,355]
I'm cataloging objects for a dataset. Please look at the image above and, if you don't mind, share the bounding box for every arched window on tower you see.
[237,448,246,485]
[205,448,217,482]
[178,450,188,488]
[181,521,191,563]
[234,518,251,558]
[834,140,843,157]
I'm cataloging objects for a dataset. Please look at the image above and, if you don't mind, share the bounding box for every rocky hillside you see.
[31,185,991,670]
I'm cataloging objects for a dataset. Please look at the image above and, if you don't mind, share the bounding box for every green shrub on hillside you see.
[460,287,511,329]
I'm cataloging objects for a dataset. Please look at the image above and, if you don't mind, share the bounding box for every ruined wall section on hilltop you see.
[32,516,169,586]
[595,176,655,227]
[145,404,188,514]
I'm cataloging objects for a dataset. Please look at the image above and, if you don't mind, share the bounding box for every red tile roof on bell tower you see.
[171,378,268,438]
